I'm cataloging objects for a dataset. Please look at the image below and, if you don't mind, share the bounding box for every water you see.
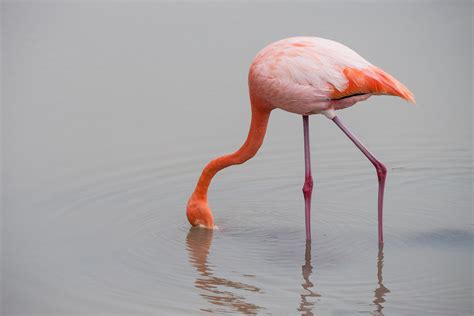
[2,2,472,315]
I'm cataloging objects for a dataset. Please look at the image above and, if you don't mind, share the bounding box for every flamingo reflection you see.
[186,227,263,315]
[298,240,321,315]
[373,244,390,315]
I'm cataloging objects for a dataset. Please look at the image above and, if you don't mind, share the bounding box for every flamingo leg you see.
[302,115,313,240]
[332,116,387,244]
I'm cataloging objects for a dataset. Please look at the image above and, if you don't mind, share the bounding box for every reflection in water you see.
[373,244,390,315]
[186,227,263,315]
[298,240,320,315]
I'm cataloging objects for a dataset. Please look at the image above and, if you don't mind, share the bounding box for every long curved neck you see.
[192,101,271,200]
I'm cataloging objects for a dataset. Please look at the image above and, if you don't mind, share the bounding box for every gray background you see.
[1,1,472,315]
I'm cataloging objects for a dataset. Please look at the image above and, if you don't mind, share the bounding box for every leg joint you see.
[375,162,387,179]
[302,177,313,195]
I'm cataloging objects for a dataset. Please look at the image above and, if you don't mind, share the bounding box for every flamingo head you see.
[186,195,215,228]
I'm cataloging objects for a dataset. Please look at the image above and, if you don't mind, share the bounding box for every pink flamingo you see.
[186,37,414,244]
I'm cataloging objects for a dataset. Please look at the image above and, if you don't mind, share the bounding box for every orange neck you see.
[192,98,272,200]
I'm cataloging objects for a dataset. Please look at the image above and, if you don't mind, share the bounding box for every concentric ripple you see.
[4,130,472,315]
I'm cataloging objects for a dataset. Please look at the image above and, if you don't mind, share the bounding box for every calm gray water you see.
[2,2,472,315]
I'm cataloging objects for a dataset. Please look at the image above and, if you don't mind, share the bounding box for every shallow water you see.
[2,2,473,315]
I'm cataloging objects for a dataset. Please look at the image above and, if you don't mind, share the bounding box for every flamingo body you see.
[249,37,414,118]
[187,37,414,242]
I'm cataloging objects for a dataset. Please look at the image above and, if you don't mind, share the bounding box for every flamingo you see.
[186,37,415,244]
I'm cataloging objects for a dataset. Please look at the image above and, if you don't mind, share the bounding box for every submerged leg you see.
[332,116,387,244]
[302,115,313,240]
